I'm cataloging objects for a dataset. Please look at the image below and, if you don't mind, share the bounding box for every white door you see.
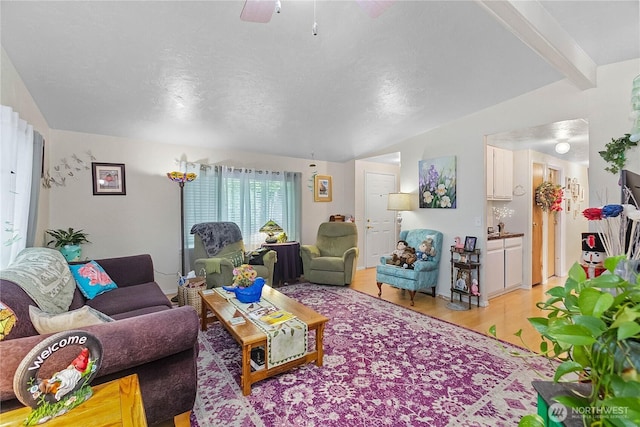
[364,172,397,268]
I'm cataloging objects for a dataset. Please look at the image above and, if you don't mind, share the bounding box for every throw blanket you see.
[0,248,75,314]
[214,288,308,368]
[191,222,243,257]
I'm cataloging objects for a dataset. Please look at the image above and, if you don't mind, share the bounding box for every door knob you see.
[532,222,537,227]
[366,226,373,229]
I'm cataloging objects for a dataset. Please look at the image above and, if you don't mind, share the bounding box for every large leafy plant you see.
[491,256,640,426]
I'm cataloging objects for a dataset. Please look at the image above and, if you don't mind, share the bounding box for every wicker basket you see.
[177,278,206,313]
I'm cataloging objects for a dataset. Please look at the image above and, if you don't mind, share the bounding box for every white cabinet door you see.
[493,148,513,200]
[504,237,523,288]
[486,146,513,200]
[485,239,505,296]
[486,146,495,199]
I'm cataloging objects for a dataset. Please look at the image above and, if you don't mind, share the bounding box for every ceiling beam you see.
[476,0,597,90]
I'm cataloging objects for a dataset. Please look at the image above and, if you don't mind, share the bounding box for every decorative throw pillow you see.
[228,250,245,268]
[29,305,114,335]
[69,261,118,299]
[0,301,17,340]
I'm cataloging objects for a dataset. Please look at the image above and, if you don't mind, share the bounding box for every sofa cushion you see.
[86,282,171,317]
[29,305,114,334]
[69,261,118,299]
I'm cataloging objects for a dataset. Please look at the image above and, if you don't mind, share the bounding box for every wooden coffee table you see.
[200,285,329,395]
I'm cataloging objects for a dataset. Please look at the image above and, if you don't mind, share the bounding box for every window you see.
[183,165,301,251]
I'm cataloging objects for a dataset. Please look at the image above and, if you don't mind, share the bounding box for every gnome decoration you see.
[581,232,606,279]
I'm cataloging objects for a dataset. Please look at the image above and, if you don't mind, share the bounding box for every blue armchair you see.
[376,229,443,306]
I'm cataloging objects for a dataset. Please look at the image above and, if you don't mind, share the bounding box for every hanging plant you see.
[598,134,638,175]
[535,181,563,213]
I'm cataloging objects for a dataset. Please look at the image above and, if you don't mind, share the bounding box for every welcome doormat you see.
[191,283,555,426]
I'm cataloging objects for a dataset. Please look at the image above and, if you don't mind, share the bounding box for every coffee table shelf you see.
[199,285,329,395]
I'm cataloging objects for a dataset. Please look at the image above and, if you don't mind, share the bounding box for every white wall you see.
[46,129,352,293]
[375,59,639,304]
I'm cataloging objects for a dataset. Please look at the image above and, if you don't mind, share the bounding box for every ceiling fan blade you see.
[355,0,394,19]
[240,0,276,23]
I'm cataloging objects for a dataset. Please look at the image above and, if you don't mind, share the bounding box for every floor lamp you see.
[387,193,412,239]
[167,171,197,276]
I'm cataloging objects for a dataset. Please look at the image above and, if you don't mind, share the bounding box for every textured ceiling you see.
[1,1,639,163]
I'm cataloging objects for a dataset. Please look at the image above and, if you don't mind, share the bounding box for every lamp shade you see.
[259,220,283,234]
[387,193,412,211]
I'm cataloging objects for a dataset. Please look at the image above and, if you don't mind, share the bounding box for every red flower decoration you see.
[583,207,603,220]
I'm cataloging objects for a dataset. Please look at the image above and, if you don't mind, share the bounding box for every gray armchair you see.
[300,222,359,286]
[191,222,276,288]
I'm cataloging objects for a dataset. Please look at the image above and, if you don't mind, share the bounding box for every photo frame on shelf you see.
[314,175,332,202]
[92,162,126,195]
[464,236,477,252]
[455,269,470,292]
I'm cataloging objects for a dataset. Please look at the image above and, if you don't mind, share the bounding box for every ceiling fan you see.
[240,0,394,24]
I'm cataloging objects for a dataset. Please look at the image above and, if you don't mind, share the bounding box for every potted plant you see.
[491,256,640,426]
[45,228,90,262]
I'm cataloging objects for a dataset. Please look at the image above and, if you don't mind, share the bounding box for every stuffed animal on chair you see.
[387,240,409,266]
[416,238,437,262]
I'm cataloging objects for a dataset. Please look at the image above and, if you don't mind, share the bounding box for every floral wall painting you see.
[419,156,456,208]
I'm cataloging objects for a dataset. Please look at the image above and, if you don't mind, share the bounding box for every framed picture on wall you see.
[314,175,332,202]
[92,162,126,195]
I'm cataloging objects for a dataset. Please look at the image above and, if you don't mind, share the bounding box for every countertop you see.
[487,232,524,240]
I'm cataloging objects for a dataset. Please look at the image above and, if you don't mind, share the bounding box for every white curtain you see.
[1,105,34,268]
[184,164,302,254]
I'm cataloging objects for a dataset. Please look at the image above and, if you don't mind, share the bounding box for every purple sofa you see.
[0,254,199,426]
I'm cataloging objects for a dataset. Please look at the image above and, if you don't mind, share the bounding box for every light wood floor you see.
[350,267,562,350]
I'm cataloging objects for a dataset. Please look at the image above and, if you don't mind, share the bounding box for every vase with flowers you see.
[223,264,265,303]
[492,206,515,235]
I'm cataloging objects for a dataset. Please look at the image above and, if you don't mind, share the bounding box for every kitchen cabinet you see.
[486,145,513,200]
[486,236,523,297]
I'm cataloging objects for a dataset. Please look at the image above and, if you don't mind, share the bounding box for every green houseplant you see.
[491,256,640,426]
[45,228,90,262]
[599,134,638,175]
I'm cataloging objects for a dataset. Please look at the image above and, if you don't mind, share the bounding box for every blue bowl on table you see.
[223,277,265,303]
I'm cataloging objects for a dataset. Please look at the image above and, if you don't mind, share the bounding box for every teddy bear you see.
[387,240,409,266]
[415,238,436,262]
[400,246,417,269]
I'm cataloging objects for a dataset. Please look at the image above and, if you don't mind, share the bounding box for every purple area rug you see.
[191,283,555,426]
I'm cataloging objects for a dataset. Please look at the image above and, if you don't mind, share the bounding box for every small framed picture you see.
[455,269,470,292]
[92,162,126,195]
[464,236,477,252]
[314,175,333,202]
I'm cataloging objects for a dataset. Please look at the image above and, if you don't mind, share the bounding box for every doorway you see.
[532,163,562,285]
[364,172,397,268]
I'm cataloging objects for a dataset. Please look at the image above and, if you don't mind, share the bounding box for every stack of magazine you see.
[247,305,296,327]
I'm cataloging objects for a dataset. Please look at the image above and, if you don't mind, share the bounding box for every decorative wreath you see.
[535,181,564,212]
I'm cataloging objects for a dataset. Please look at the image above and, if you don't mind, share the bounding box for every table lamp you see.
[260,220,284,243]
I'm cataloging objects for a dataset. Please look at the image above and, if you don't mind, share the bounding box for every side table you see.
[0,374,147,426]
[262,241,302,286]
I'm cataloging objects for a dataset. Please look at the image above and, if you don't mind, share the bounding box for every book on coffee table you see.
[258,309,296,326]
